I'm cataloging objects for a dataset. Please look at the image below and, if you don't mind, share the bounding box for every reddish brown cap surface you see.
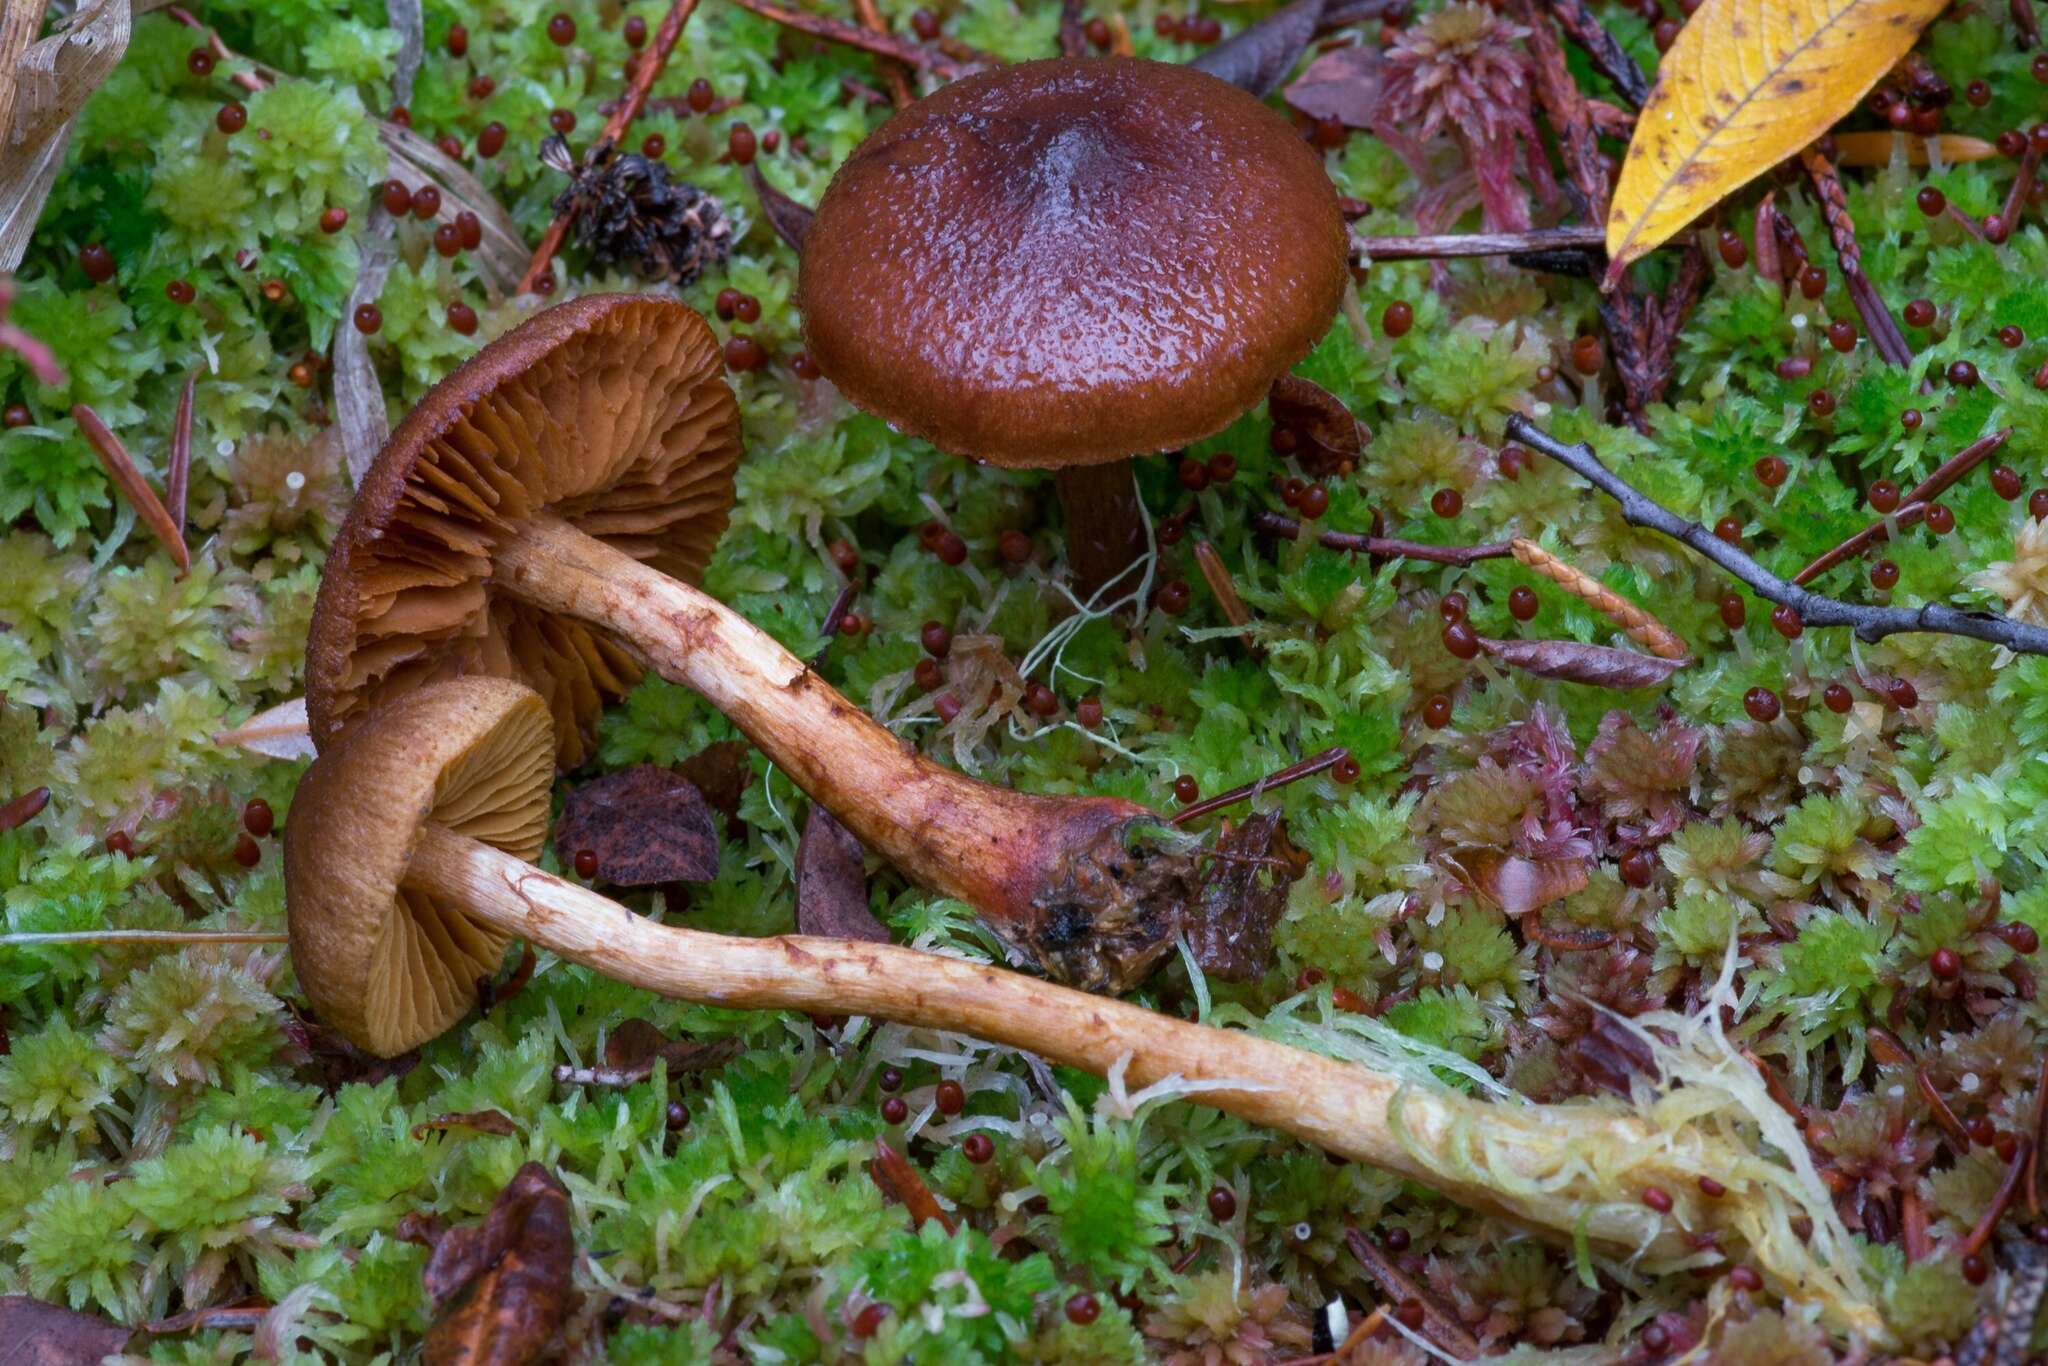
[307,295,741,765]
[797,58,1347,468]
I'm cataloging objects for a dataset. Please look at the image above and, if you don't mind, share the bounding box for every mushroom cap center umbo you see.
[798,58,1349,469]
[305,294,742,766]
[284,677,554,1058]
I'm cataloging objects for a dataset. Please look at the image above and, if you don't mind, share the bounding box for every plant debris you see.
[540,139,732,285]
[419,1164,575,1366]
[553,764,722,887]
[795,805,886,942]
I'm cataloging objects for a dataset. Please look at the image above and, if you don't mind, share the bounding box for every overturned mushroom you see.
[796,58,1348,597]
[285,677,1880,1340]
[308,294,1189,991]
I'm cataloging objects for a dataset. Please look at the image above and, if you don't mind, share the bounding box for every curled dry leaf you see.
[1184,810,1294,981]
[796,805,887,943]
[411,1110,523,1141]
[72,404,188,574]
[1268,374,1367,477]
[214,695,316,761]
[333,214,395,487]
[1475,635,1687,689]
[553,764,721,887]
[871,1140,957,1234]
[0,786,50,834]
[1604,0,1946,281]
[1282,39,1385,128]
[1189,0,1327,97]
[422,1163,576,1366]
[1,0,130,273]
[0,1295,133,1365]
[602,1016,743,1075]
[1440,846,1589,916]
[747,164,813,255]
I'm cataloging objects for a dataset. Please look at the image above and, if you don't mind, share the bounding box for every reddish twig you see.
[518,0,704,294]
[1252,510,1512,566]
[1799,147,1910,367]
[1192,540,1253,629]
[849,0,913,107]
[1507,417,2048,656]
[726,0,980,77]
[1170,747,1347,827]
[1914,1070,1972,1151]
[2002,138,2044,231]
[166,6,271,91]
[72,404,189,574]
[1960,1136,2032,1259]
[167,371,195,539]
[1345,1229,1481,1361]
[1601,243,1710,420]
[871,1140,957,1234]
[2016,0,2042,47]
[1791,428,2011,585]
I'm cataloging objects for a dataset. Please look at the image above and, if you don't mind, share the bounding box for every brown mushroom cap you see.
[797,58,1348,469]
[285,676,553,1057]
[307,294,742,765]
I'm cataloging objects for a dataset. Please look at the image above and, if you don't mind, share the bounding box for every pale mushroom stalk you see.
[288,679,1877,1339]
[307,295,1191,992]
[494,509,1179,988]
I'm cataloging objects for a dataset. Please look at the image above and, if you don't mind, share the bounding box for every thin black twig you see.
[1505,416,2048,656]
[1171,747,1347,826]
[1252,510,1514,566]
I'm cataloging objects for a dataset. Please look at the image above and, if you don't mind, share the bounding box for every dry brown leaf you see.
[1476,635,1687,689]
[0,1295,134,1365]
[1604,0,1946,281]
[1441,847,1589,916]
[554,764,721,887]
[796,805,885,942]
[1268,374,1366,477]
[422,1163,575,1366]
[411,1110,523,1140]
[1284,44,1385,129]
[871,1140,957,1234]
[215,696,315,760]
[1,0,133,272]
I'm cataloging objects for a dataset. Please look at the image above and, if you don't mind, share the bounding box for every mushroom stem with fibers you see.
[495,512,1184,991]
[1054,462,1149,603]
[403,820,1731,1275]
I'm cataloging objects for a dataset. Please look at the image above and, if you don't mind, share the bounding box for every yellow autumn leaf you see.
[1605,0,1946,280]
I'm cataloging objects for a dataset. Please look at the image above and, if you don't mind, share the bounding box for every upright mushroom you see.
[308,294,1189,991]
[284,677,1878,1340]
[796,58,1349,597]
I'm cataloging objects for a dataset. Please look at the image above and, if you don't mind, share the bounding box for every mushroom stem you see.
[494,512,1190,990]
[400,821,1763,1281]
[1053,461,1150,603]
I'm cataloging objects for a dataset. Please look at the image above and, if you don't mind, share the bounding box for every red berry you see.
[1993,465,2022,500]
[1771,604,1803,639]
[1642,1186,1674,1213]
[468,74,497,100]
[2,404,30,428]
[547,12,576,43]
[445,22,468,55]
[1381,300,1413,338]
[1714,515,1744,545]
[1065,1293,1100,1326]
[1889,677,1918,709]
[1744,687,1781,723]
[1720,594,1746,629]
[962,1132,994,1163]
[1076,698,1103,729]
[1570,335,1603,374]
[724,336,766,372]
[105,830,134,857]
[1869,558,1901,591]
[1206,1186,1237,1219]
[548,108,576,134]
[1620,848,1655,888]
[1727,1266,1763,1293]
[445,301,478,335]
[319,205,349,234]
[1904,298,1936,328]
[1826,319,1856,353]
[1441,621,1480,659]
[216,101,247,134]
[1807,388,1836,417]
[998,529,1032,563]
[353,303,382,334]
[433,223,462,257]
[1438,592,1468,623]
[911,7,940,38]
[1930,947,1961,979]
[1154,579,1190,615]
[728,123,757,164]
[1207,453,1237,483]
[478,122,507,157]
[920,621,951,658]
[1421,694,1452,729]
[1776,355,1813,380]
[935,531,968,566]
[1916,186,1947,216]
[880,1094,908,1124]
[1332,755,1360,784]
[1900,408,1922,432]
[456,211,482,250]
[1823,682,1853,713]
[165,278,195,305]
[1798,265,1827,299]
[1085,16,1112,47]
[389,105,411,127]
[687,78,714,112]
[851,1303,888,1337]
[1868,480,1900,514]
[1508,585,1539,620]
[242,798,274,838]
[1754,455,1788,488]
[381,179,412,214]
[935,1079,964,1114]
[1717,230,1748,268]
[1962,1253,1988,1285]
[1999,922,2040,955]
[1172,775,1200,804]
[233,833,261,868]
[2033,489,2048,521]
[79,243,115,283]
[2001,325,2026,349]
[625,15,648,45]
[411,184,441,218]
[187,47,216,75]
[574,849,598,878]
[1430,487,1463,518]
[1948,359,1979,387]
[878,1067,903,1092]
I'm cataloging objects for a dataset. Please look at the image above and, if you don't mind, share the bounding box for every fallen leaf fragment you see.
[1282,43,1384,128]
[0,1296,133,1366]
[72,403,188,574]
[1476,636,1687,689]
[1268,374,1367,477]
[422,1163,575,1366]
[553,764,721,887]
[747,164,813,254]
[1190,0,1329,96]
[215,696,315,760]
[412,1109,523,1141]
[1829,130,1998,165]
[1441,847,1589,916]
[796,805,886,942]
[602,1017,743,1075]
[1184,810,1294,981]
[871,1140,957,1234]
[1604,0,1947,280]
